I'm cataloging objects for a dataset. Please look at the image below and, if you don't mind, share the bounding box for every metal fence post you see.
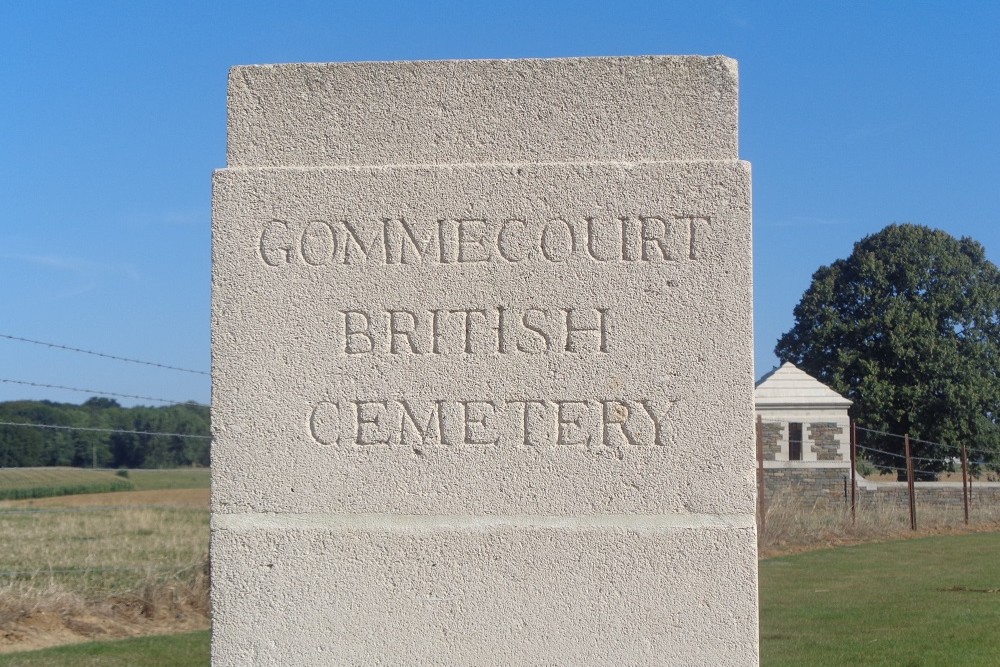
[850,419,857,525]
[905,433,916,531]
[961,442,970,525]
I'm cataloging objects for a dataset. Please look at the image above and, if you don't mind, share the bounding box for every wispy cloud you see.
[160,210,205,226]
[50,280,100,300]
[725,10,753,31]
[14,253,97,272]
[840,120,910,144]
[124,210,207,227]
[3,252,140,299]
[760,216,850,229]
[11,253,139,279]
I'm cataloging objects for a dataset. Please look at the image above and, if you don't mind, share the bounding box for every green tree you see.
[0,424,43,466]
[0,396,210,468]
[775,224,1000,476]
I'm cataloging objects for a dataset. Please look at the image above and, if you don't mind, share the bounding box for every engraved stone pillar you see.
[212,56,758,665]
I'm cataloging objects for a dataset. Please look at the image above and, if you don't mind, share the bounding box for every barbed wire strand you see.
[758,420,996,458]
[856,443,948,464]
[858,462,939,476]
[855,425,948,448]
[0,333,208,376]
[0,420,211,440]
[0,378,200,406]
[856,425,997,458]
[855,444,908,461]
[761,418,963,455]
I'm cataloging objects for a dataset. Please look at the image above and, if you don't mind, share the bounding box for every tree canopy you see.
[775,223,1000,474]
[0,398,210,469]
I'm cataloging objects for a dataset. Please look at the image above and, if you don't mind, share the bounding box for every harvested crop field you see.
[3,488,209,510]
[0,473,210,654]
[0,468,134,501]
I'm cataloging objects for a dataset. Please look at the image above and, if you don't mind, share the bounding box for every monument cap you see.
[227,56,738,167]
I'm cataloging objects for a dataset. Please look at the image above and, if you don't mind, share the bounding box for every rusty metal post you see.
[756,415,766,537]
[905,433,916,531]
[850,419,857,525]
[969,463,974,505]
[961,442,970,525]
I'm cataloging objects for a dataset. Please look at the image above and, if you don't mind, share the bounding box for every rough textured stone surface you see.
[764,467,850,506]
[857,481,1000,508]
[761,422,782,460]
[227,57,738,167]
[212,162,753,517]
[808,422,843,461]
[213,518,758,666]
[212,56,758,666]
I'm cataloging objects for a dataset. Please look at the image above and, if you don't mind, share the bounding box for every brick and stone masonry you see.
[764,468,850,506]
[808,422,843,461]
[761,421,782,460]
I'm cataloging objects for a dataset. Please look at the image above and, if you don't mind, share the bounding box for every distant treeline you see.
[0,397,210,468]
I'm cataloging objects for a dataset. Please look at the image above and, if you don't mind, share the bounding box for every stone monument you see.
[212,56,758,665]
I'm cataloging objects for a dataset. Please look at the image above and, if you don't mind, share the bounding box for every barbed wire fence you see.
[0,332,211,469]
[0,335,212,625]
[756,416,999,534]
[0,333,209,376]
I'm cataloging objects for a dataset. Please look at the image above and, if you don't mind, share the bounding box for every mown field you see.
[122,468,210,492]
[760,532,1000,666]
[2,469,999,665]
[0,469,210,655]
[3,530,998,666]
[0,468,134,500]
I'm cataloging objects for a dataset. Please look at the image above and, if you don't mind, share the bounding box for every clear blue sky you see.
[2,1,998,407]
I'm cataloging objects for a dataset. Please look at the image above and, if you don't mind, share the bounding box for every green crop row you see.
[0,478,134,500]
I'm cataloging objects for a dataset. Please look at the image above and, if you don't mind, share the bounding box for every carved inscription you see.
[308,398,674,449]
[340,307,609,355]
[260,215,709,266]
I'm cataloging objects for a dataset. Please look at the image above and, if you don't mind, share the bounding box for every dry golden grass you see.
[759,492,1000,557]
[0,488,209,510]
[0,489,209,653]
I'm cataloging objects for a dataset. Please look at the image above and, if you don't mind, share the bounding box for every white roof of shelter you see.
[755,362,852,409]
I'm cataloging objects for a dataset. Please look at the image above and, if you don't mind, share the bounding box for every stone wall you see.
[758,420,847,462]
[761,469,1000,511]
[763,468,850,507]
[761,422,782,460]
[808,422,843,461]
[857,482,1000,509]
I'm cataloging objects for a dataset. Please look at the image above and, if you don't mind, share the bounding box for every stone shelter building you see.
[755,362,853,505]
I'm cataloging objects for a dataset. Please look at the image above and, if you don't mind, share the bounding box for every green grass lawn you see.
[0,468,133,500]
[0,631,209,667]
[2,532,997,665]
[760,532,1000,666]
[126,468,210,491]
